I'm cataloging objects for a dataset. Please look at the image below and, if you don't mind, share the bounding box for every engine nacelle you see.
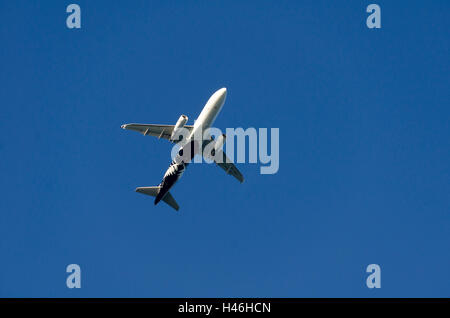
[170,115,188,141]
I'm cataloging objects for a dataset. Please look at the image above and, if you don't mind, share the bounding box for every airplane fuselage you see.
[154,88,227,205]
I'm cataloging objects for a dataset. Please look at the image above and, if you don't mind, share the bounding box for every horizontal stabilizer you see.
[136,187,180,211]
[136,186,159,197]
[160,191,179,211]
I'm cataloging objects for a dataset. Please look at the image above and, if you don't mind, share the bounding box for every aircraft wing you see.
[121,123,194,142]
[212,149,245,183]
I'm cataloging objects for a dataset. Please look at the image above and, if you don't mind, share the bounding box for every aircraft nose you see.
[219,87,227,97]
[217,87,227,103]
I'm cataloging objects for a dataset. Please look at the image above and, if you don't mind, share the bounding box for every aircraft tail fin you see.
[135,186,180,211]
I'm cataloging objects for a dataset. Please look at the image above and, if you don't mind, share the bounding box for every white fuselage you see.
[189,87,227,140]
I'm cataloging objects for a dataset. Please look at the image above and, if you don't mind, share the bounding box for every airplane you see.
[121,87,244,211]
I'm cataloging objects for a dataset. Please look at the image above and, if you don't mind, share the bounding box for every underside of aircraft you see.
[121,88,244,211]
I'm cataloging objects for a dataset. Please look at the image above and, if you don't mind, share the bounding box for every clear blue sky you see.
[1,1,449,297]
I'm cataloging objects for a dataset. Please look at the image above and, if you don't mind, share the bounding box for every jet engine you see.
[170,115,188,141]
